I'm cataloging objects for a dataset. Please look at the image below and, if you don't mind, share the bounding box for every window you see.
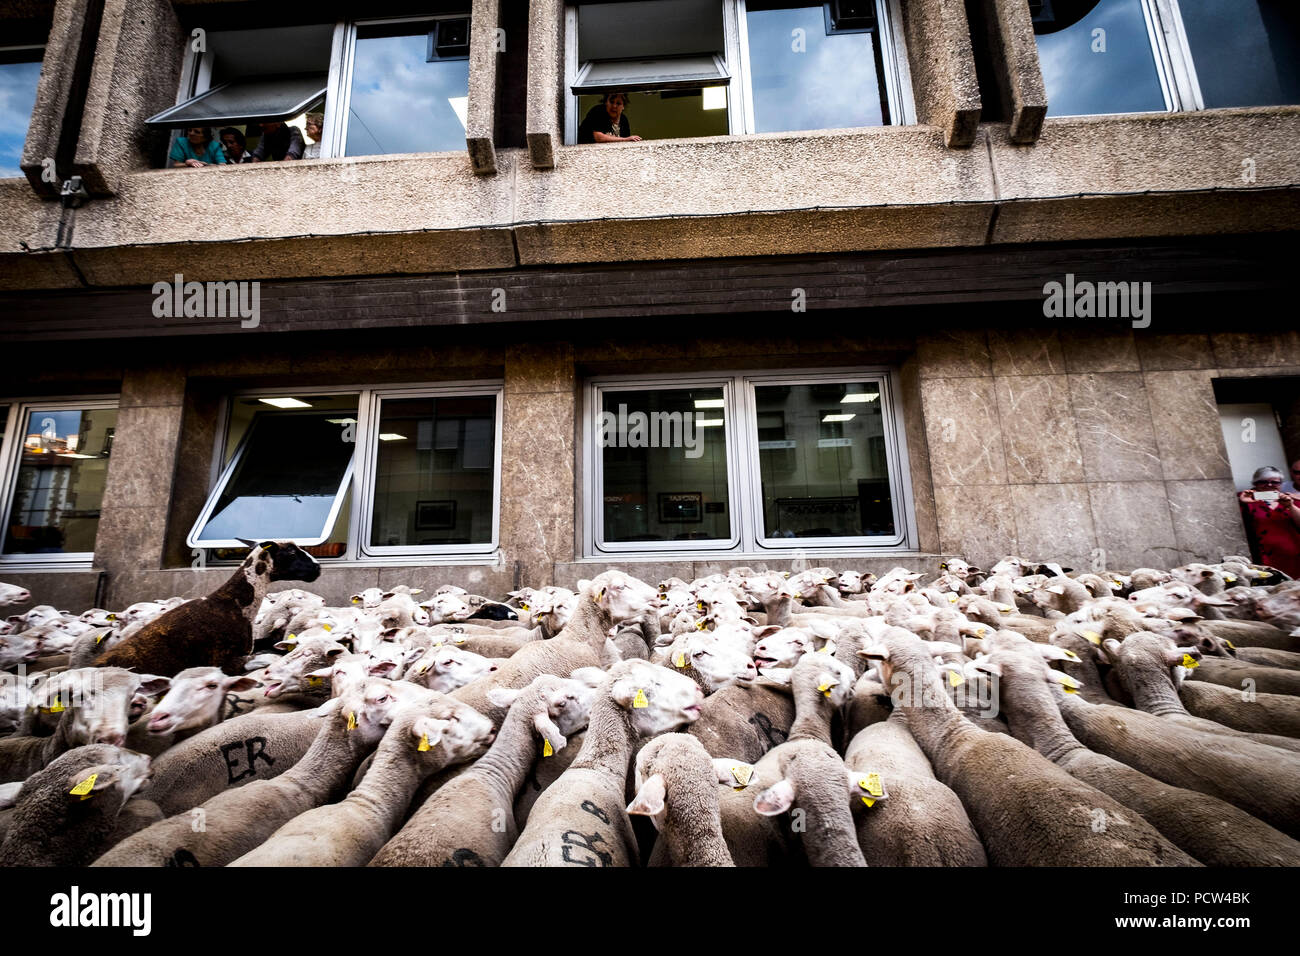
[0,46,43,178]
[148,13,470,164]
[0,401,118,563]
[565,0,912,143]
[584,370,912,555]
[189,383,502,561]
[1032,0,1300,117]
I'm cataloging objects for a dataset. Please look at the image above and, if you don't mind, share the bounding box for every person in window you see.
[250,120,305,162]
[302,112,325,160]
[578,92,642,144]
[1237,465,1300,579]
[219,127,251,164]
[169,126,227,167]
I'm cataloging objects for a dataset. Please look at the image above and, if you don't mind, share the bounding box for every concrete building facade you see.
[1,0,1297,611]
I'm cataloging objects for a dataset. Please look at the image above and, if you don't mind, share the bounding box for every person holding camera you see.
[1238,465,1300,578]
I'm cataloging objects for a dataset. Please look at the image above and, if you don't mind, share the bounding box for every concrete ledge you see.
[19,0,93,198]
[977,0,1047,144]
[466,0,500,175]
[899,0,982,147]
[525,0,563,169]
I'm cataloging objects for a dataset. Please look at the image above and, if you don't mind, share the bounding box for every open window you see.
[149,12,471,166]
[0,45,44,178]
[565,0,911,143]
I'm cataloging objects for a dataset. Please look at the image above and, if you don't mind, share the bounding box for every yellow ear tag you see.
[818,681,833,698]
[520,603,529,611]
[696,601,706,611]
[673,651,687,669]
[454,638,466,645]
[731,765,753,787]
[107,614,116,621]
[817,644,830,654]
[287,633,297,641]
[351,597,361,604]
[864,772,884,797]
[948,670,964,688]
[1182,654,1199,669]
[417,662,430,675]
[946,593,957,603]
[95,634,104,644]
[1224,574,1236,583]
[307,675,322,687]
[322,624,332,632]
[1225,640,1236,650]
[70,773,97,798]
[997,604,1014,613]
[861,797,876,807]
[695,620,707,631]
[632,688,648,709]
[346,711,357,731]
[1063,649,1080,661]
[1081,630,1101,645]
[1063,685,1078,694]
[418,733,431,752]
[48,699,66,714]
[542,738,554,758]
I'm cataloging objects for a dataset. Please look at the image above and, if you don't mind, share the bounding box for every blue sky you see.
[345,32,469,156]
[0,60,41,178]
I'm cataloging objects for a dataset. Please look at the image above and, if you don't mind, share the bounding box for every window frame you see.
[192,381,504,564]
[176,10,473,163]
[563,0,915,146]
[0,396,121,567]
[0,43,46,180]
[582,367,916,557]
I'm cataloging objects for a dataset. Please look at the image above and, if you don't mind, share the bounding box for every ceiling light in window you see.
[57,453,99,459]
[260,398,312,409]
[378,433,408,441]
[822,413,856,423]
[696,418,725,427]
[694,399,725,409]
[448,96,469,130]
[325,418,358,424]
[702,86,727,110]
[841,392,879,403]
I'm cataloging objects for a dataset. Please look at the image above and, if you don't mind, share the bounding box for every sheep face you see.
[61,747,153,811]
[589,571,653,624]
[0,583,32,607]
[38,669,169,748]
[0,632,43,669]
[145,668,260,735]
[259,542,321,584]
[407,646,498,693]
[607,659,703,736]
[675,632,758,692]
[337,677,432,746]
[263,638,347,698]
[546,675,602,737]
[416,697,495,758]
[753,628,812,669]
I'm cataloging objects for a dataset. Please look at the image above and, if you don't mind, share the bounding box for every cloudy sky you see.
[0,60,41,178]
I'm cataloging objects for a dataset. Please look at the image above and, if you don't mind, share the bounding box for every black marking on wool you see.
[440,848,486,867]
[221,736,275,783]
[748,712,787,749]
[580,800,610,824]
[561,830,612,867]
[165,848,200,867]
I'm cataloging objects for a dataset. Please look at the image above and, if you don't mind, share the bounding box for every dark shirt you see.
[251,124,305,161]
[578,104,631,144]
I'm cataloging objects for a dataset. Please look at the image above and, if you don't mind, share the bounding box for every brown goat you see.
[93,542,320,678]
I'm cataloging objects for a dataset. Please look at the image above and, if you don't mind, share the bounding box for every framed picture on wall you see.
[658,492,703,523]
[415,499,457,530]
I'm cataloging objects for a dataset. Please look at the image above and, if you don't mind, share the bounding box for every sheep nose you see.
[96,732,126,746]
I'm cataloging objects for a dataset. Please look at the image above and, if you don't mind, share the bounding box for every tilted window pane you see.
[199,411,355,544]
[745,5,888,132]
[1180,1,1300,108]
[4,407,117,555]
[369,396,496,547]
[345,24,470,157]
[0,51,43,178]
[600,388,731,543]
[1034,0,1165,116]
[754,383,894,539]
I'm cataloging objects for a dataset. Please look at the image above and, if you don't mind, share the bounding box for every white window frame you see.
[178,11,473,162]
[192,382,503,564]
[0,396,121,567]
[582,367,916,557]
[564,0,915,146]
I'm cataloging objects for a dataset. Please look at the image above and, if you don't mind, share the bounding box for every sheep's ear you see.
[570,667,606,689]
[752,625,783,640]
[411,717,449,751]
[66,764,119,800]
[224,676,260,693]
[533,712,567,753]
[1164,646,1199,668]
[753,778,796,816]
[1048,671,1083,692]
[367,660,396,677]
[0,781,22,811]
[488,687,524,709]
[136,675,171,696]
[608,677,643,710]
[858,643,889,661]
[756,667,793,688]
[1037,644,1078,663]
[1099,638,1124,664]
[627,773,667,817]
[312,696,343,718]
[713,759,756,789]
[966,658,1000,679]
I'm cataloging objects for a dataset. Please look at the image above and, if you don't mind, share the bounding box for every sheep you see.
[1,669,167,782]
[1055,687,1300,840]
[1101,634,1300,743]
[93,542,321,677]
[1196,618,1299,651]
[1233,646,1300,669]
[1186,656,1300,696]
[452,571,655,727]
[93,677,451,866]
[227,692,495,866]
[975,649,1300,866]
[403,645,503,693]
[121,668,262,757]
[502,659,704,867]
[369,672,602,867]
[842,710,986,866]
[0,629,44,670]
[0,745,153,866]
[653,630,758,694]
[686,681,795,765]
[0,583,31,607]
[627,734,748,867]
[857,627,1197,865]
[258,636,349,702]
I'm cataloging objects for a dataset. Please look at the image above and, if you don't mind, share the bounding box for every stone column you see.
[498,342,575,587]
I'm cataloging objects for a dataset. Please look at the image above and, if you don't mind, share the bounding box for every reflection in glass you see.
[370,396,496,547]
[4,407,117,555]
[1180,1,1300,108]
[345,22,470,156]
[745,4,888,132]
[600,388,731,543]
[1035,0,1165,116]
[755,383,894,539]
[0,51,42,178]
[201,411,355,543]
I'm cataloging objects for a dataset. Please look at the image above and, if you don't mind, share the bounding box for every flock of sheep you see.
[1,542,1299,867]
